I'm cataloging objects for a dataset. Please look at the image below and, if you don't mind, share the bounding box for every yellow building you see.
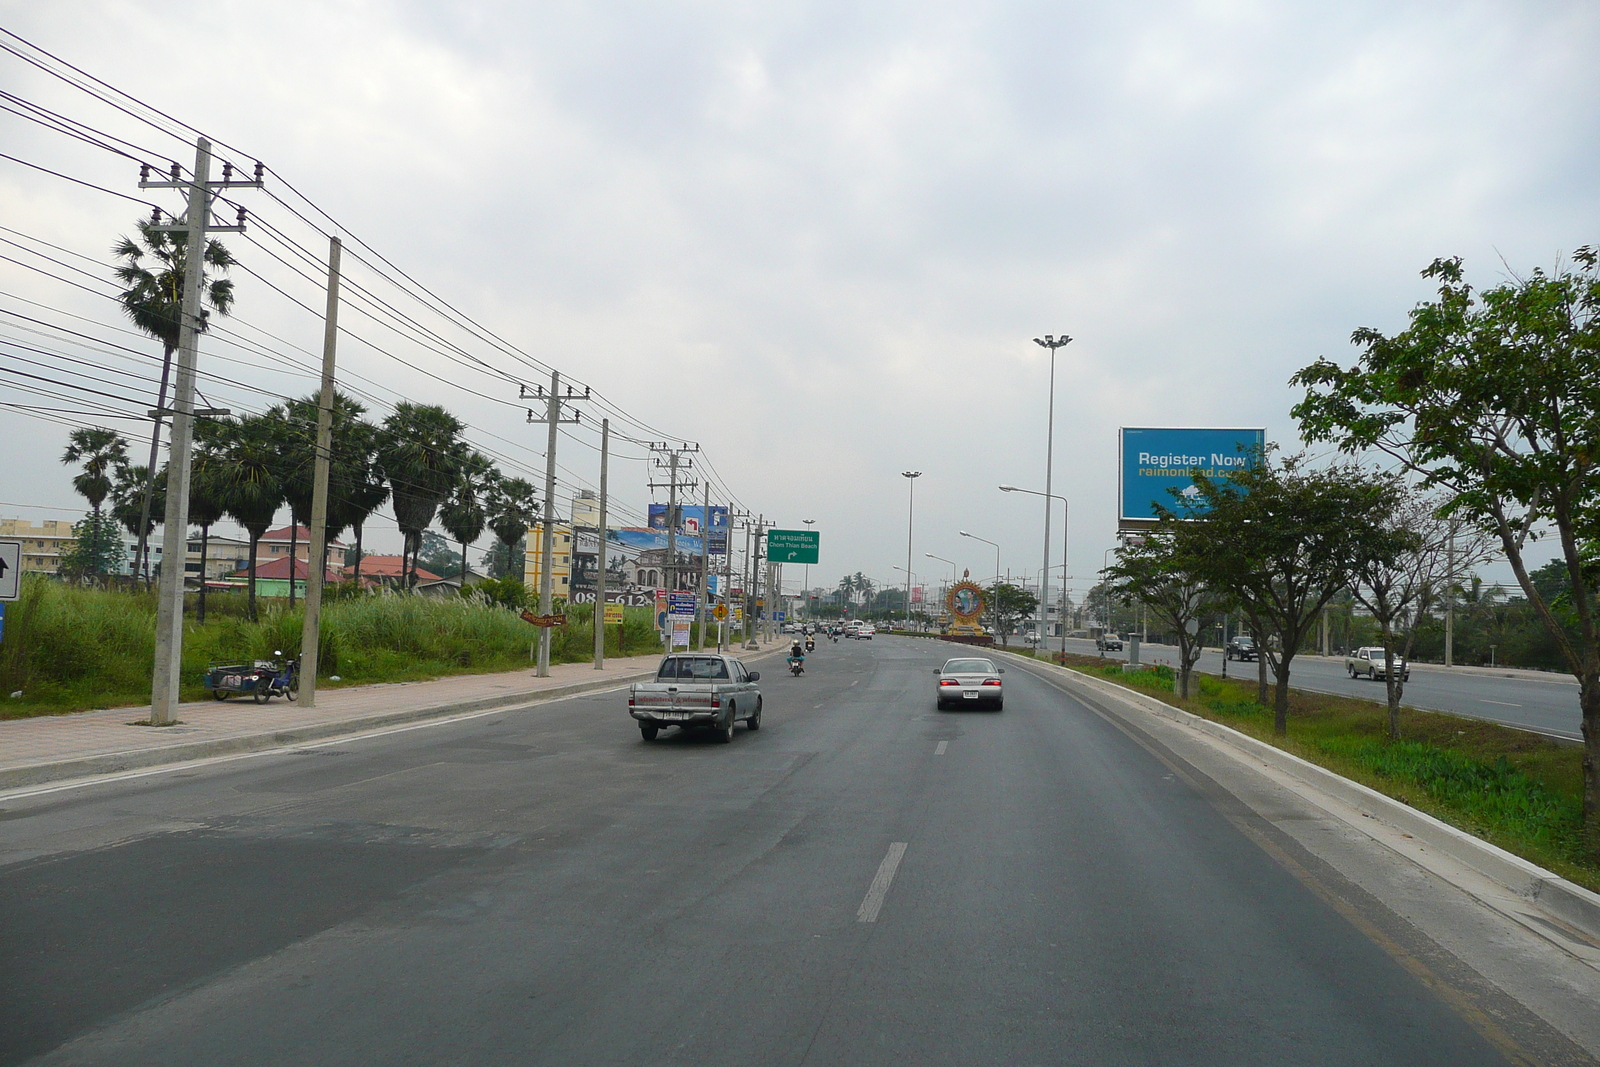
[524,522,573,598]
[0,518,77,574]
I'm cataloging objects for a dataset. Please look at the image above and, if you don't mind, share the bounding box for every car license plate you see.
[963,691,978,699]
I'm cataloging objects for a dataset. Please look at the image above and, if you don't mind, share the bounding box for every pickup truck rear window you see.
[657,657,730,680]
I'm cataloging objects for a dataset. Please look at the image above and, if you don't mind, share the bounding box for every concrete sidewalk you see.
[0,638,790,790]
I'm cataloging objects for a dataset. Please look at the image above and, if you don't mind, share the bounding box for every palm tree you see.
[486,475,540,583]
[190,420,230,624]
[110,463,164,577]
[61,427,129,579]
[214,416,284,620]
[112,217,236,580]
[278,392,386,600]
[377,403,467,588]
[438,452,496,587]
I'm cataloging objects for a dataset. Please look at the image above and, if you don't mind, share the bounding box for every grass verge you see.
[0,576,667,719]
[1033,650,1595,893]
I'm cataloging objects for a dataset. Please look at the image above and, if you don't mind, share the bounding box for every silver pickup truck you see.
[628,653,763,743]
[1345,646,1410,681]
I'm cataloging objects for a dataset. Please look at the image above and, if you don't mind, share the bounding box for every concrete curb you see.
[0,670,656,791]
[995,648,1600,943]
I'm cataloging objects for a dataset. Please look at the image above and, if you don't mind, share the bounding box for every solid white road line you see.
[935,740,948,756]
[1480,699,1524,708]
[857,842,908,923]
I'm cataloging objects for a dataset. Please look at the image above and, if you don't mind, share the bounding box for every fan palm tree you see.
[277,392,386,600]
[486,475,540,583]
[110,463,164,578]
[438,452,496,587]
[377,403,467,588]
[213,416,284,620]
[61,427,129,579]
[112,217,236,580]
[190,420,231,623]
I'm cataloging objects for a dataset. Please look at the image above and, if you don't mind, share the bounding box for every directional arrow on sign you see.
[0,539,19,601]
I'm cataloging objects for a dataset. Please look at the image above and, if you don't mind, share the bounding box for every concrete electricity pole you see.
[695,481,710,650]
[594,417,609,670]
[648,443,699,648]
[802,518,816,619]
[523,371,587,677]
[724,510,750,651]
[143,140,261,724]
[298,236,342,706]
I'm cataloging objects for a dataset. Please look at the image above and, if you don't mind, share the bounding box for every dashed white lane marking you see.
[857,842,908,923]
[1480,699,1523,708]
[935,740,948,756]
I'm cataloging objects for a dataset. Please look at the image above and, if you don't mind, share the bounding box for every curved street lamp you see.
[999,483,1068,660]
[902,472,921,633]
[959,529,1001,635]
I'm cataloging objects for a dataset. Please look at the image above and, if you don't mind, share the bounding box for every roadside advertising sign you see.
[0,538,19,600]
[767,529,819,564]
[671,619,691,648]
[669,591,697,616]
[775,611,786,622]
[648,504,729,554]
[603,603,625,624]
[1118,427,1264,528]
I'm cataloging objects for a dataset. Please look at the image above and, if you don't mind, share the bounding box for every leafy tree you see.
[377,403,467,588]
[438,451,495,584]
[112,217,236,581]
[276,391,381,606]
[1176,449,1402,735]
[985,582,1040,648]
[58,513,125,578]
[485,475,539,587]
[188,426,229,625]
[415,530,460,579]
[1292,248,1600,856]
[1105,533,1216,698]
[61,427,128,579]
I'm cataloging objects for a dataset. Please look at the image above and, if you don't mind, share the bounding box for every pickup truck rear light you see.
[711,698,721,708]
[628,697,635,706]
[938,679,960,687]
[981,679,1002,687]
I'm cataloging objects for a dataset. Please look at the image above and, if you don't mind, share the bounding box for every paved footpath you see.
[0,638,790,789]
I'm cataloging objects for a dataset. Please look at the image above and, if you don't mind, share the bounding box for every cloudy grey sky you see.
[1,0,1596,601]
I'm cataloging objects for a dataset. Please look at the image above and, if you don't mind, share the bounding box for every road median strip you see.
[995,647,1600,945]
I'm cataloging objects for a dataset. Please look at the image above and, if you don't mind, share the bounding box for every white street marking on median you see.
[857,842,908,923]
[935,741,948,755]
[1480,699,1524,708]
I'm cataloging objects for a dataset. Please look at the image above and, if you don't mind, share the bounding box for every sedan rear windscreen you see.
[943,659,996,674]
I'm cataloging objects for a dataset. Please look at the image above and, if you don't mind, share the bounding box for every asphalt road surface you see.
[0,638,1582,1066]
[1041,636,1584,741]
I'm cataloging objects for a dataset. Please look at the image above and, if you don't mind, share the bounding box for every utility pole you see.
[144,140,261,724]
[695,481,710,650]
[594,417,609,670]
[648,442,699,648]
[522,371,587,677]
[750,515,773,647]
[725,510,750,651]
[298,236,341,706]
[802,518,816,620]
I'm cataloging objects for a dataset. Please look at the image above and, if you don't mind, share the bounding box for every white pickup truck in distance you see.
[1345,646,1410,681]
[628,653,763,744]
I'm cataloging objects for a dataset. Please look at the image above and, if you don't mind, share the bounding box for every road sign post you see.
[767,529,819,564]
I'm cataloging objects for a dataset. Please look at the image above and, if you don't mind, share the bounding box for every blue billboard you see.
[648,504,729,554]
[1119,427,1265,524]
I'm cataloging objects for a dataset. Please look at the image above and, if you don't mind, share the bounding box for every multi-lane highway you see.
[1031,636,1584,740]
[2,638,1592,1065]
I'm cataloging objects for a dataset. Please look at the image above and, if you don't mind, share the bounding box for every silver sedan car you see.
[934,657,1005,710]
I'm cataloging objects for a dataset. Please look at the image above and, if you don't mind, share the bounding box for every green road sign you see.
[768,528,819,564]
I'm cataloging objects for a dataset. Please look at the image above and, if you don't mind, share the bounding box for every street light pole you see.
[901,472,920,632]
[1031,335,1072,666]
[999,484,1068,661]
[960,530,1000,637]
[802,518,816,618]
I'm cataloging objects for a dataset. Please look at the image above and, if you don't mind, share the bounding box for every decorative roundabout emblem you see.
[947,580,987,625]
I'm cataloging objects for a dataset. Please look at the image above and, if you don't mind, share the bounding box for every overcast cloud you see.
[1,0,1596,600]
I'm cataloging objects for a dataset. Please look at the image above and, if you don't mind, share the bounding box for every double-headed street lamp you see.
[802,518,816,616]
[1031,334,1072,660]
[959,529,1001,635]
[999,484,1067,660]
